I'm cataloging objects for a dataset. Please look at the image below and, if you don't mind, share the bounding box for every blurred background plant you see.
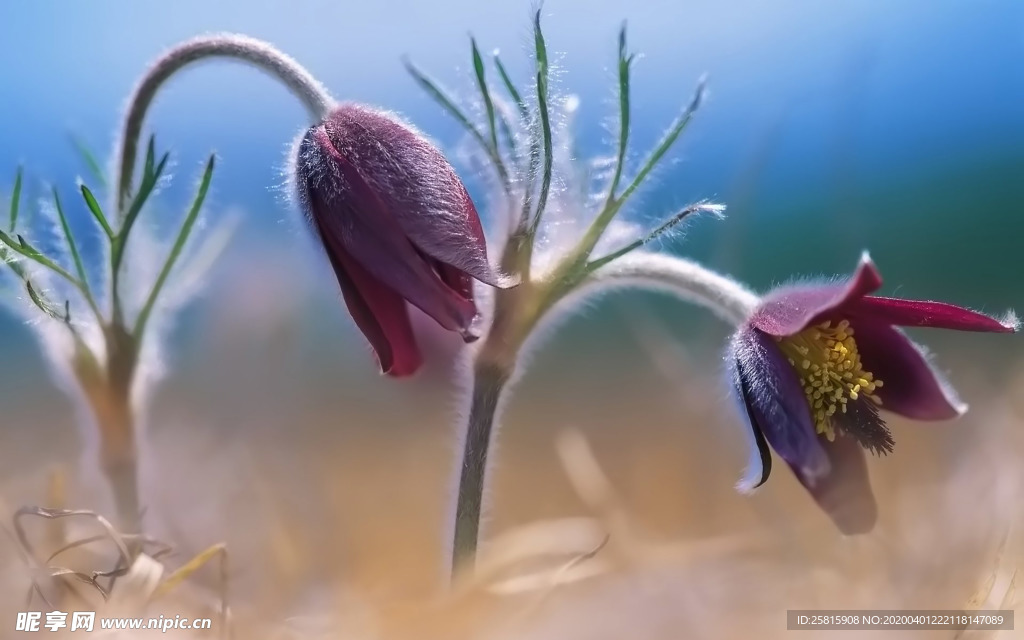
[1,138,216,538]
[0,28,332,559]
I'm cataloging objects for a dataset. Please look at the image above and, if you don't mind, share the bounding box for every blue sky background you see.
[1,0,1022,386]
[4,1,1022,201]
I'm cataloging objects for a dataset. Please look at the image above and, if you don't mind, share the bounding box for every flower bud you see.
[293,103,514,376]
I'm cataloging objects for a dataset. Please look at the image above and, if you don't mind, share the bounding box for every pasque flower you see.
[729,253,1017,534]
[401,16,1019,577]
[294,103,515,376]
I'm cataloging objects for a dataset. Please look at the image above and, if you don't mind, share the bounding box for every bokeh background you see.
[1,1,1023,638]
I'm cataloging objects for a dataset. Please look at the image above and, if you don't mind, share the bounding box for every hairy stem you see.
[584,252,758,325]
[114,33,334,215]
[74,324,142,540]
[450,361,511,576]
[447,254,758,579]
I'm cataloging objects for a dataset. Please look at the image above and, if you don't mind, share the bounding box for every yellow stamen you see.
[775,320,883,440]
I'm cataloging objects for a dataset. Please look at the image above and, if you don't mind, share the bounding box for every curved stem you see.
[94,32,332,546]
[448,253,758,579]
[582,252,758,325]
[114,33,335,215]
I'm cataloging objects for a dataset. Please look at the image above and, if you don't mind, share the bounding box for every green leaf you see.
[171,210,239,299]
[0,229,65,275]
[80,184,115,239]
[52,187,90,290]
[69,134,107,188]
[113,150,169,274]
[110,137,169,323]
[133,155,215,341]
[493,54,529,122]
[25,280,64,321]
[20,279,82,341]
[528,10,554,236]
[406,59,489,151]
[576,77,707,259]
[143,135,156,184]
[0,245,25,278]
[471,37,500,157]
[9,166,23,232]
[495,53,541,231]
[405,58,511,191]
[496,109,519,166]
[533,10,549,88]
[617,77,706,207]
[605,23,632,204]
[0,226,100,321]
[586,202,725,271]
[478,48,519,166]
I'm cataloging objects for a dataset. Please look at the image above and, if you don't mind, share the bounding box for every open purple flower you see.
[294,103,515,376]
[729,253,1017,534]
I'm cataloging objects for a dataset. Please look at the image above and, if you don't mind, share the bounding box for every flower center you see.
[775,319,884,440]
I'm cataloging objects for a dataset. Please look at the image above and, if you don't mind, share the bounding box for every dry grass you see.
[1,295,1022,638]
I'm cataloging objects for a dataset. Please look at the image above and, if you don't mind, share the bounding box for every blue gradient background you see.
[1,0,1022,396]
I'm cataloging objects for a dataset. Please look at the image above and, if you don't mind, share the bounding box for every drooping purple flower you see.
[293,103,515,376]
[729,253,1017,534]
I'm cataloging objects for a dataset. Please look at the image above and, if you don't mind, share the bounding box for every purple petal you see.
[850,297,1018,333]
[751,253,883,337]
[318,230,423,377]
[730,327,830,489]
[306,126,480,339]
[434,259,475,304]
[789,434,877,535]
[851,320,967,420]
[433,260,480,343]
[323,105,516,289]
[726,348,773,492]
